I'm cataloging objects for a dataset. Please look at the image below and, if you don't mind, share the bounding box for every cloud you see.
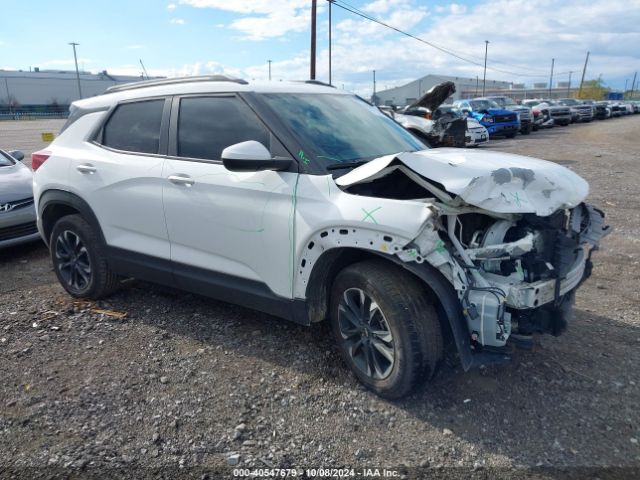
[167,3,176,11]
[178,0,316,40]
[170,18,185,25]
[103,0,639,95]
[126,44,145,50]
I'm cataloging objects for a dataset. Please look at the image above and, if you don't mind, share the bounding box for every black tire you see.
[506,132,517,138]
[50,214,119,299]
[330,260,443,399]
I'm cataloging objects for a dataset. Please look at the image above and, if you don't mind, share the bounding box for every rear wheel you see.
[50,214,119,299]
[330,260,442,399]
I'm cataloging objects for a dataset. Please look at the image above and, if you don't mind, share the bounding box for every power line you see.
[329,0,573,78]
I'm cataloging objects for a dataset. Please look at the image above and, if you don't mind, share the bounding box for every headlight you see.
[482,115,494,123]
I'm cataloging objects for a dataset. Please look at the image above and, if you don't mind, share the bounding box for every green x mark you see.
[361,206,382,224]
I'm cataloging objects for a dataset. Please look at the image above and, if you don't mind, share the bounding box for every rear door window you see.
[102,99,164,154]
[176,96,270,161]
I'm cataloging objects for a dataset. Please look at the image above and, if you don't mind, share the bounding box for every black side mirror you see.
[221,141,291,172]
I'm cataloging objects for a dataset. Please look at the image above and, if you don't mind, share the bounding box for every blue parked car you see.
[452,98,520,138]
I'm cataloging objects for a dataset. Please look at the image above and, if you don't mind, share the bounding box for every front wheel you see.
[50,214,120,299]
[330,260,443,399]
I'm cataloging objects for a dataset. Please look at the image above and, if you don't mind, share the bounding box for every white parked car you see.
[33,76,609,398]
[394,105,489,148]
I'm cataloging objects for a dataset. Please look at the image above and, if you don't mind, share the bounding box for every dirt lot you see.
[1,117,639,479]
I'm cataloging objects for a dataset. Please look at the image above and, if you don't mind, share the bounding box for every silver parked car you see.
[0,149,40,248]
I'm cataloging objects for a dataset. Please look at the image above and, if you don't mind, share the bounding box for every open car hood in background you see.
[335,149,589,216]
[407,81,456,112]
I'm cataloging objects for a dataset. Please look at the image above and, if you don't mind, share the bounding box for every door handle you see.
[168,175,195,187]
[76,164,96,174]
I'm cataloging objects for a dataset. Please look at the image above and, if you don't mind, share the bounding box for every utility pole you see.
[475,75,479,96]
[328,0,333,85]
[567,71,572,97]
[548,58,555,98]
[372,70,376,105]
[139,59,149,80]
[578,51,590,98]
[268,60,272,81]
[482,40,489,96]
[310,0,317,80]
[624,79,628,98]
[69,42,83,99]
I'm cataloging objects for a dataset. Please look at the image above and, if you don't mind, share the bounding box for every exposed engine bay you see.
[332,148,610,353]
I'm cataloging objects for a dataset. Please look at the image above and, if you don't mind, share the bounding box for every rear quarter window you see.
[101,99,164,154]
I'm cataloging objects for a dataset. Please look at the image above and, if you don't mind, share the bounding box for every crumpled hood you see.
[335,148,589,216]
[0,162,34,204]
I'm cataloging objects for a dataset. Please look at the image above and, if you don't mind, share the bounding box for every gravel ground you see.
[1,117,639,479]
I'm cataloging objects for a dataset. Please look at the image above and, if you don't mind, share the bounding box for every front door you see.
[162,95,297,299]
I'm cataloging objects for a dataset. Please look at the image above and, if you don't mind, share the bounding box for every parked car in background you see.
[557,98,593,123]
[526,99,572,126]
[593,102,611,120]
[608,102,624,117]
[485,96,533,134]
[0,148,41,249]
[453,98,520,138]
[522,100,555,129]
[392,81,477,148]
[396,105,489,148]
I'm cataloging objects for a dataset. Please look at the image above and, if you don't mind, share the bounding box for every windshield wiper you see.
[326,160,370,171]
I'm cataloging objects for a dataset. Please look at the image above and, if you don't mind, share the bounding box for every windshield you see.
[560,99,580,105]
[260,93,425,166]
[488,97,508,107]
[469,99,500,110]
[0,151,16,167]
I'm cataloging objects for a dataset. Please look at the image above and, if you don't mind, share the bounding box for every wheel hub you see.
[338,288,395,380]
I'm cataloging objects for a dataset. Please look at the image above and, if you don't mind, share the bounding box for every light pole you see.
[328,0,333,85]
[69,42,83,99]
[268,60,272,81]
[549,58,555,98]
[482,40,489,96]
[567,71,573,97]
[372,70,376,105]
[310,0,317,80]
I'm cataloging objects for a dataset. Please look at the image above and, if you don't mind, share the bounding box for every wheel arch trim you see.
[38,189,106,248]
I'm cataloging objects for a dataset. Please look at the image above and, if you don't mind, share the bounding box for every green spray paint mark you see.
[298,149,311,166]
[435,240,446,253]
[510,192,522,207]
[361,206,382,224]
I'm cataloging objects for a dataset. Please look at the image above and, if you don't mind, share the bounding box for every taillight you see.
[31,150,51,171]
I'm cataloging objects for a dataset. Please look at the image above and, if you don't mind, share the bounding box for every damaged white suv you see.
[33,76,609,398]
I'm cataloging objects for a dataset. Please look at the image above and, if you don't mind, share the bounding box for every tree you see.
[577,79,609,100]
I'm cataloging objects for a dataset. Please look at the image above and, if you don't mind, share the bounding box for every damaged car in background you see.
[34,77,610,399]
[391,81,485,148]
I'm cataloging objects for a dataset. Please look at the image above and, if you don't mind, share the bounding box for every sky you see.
[0,0,639,96]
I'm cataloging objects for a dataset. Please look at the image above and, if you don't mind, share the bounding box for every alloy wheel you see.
[338,288,395,380]
[55,230,92,291]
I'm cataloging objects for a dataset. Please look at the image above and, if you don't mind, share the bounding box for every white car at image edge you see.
[32,76,609,398]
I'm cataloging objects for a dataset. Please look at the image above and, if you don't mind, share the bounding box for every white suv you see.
[33,76,609,398]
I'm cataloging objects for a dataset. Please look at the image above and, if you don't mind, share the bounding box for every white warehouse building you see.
[0,69,161,110]
[374,74,512,106]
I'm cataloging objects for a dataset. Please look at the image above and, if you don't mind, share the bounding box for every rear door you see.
[162,94,298,299]
[70,98,171,264]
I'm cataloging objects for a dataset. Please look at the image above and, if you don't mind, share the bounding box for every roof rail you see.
[105,75,248,94]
